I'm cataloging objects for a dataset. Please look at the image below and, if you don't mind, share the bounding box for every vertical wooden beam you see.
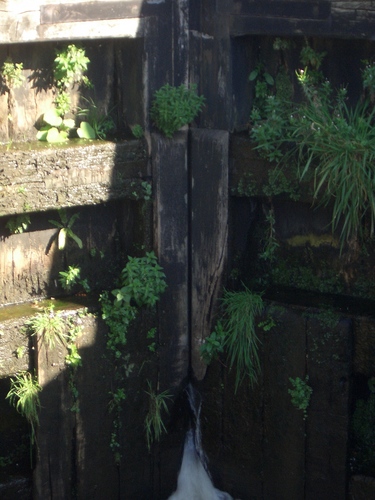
[152,131,189,390]
[190,129,229,381]
[33,328,74,500]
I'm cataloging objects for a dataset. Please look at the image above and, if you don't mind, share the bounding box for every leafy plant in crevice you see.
[250,42,375,250]
[292,80,375,248]
[101,251,167,357]
[259,206,279,262]
[59,265,91,294]
[49,209,83,251]
[100,251,167,462]
[144,381,172,451]
[1,58,24,91]
[64,314,85,413]
[77,96,116,140]
[27,303,67,349]
[150,83,206,138]
[147,327,157,353]
[6,213,31,234]
[200,321,226,365]
[37,44,95,142]
[131,124,144,139]
[288,375,313,420]
[108,387,127,464]
[6,371,42,459]
[222,287,264,391]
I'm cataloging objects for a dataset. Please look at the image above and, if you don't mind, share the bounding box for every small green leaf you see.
[36,129,48,141]
[77,121,96,139]
[62,118,75,129]
[67,230,83,249]
[47,127,68,143]
[249,69,259,81]
[43,109,63,127]
[58,228,67,250]
[264,73,274,86]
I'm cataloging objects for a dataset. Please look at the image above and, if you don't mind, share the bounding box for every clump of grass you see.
[144,381,171,450]
[292,82,375,247]
[221,285,264,392]
[6,371,42,447]
[27,303,67,349]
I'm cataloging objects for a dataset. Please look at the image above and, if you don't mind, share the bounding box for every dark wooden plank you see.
[152,131,189,391]
[0,141,148,216]
[190,129,229,381]
[262,306,306,499]
[305,315,352,500]
[230,15,333,37]
[233,1,331,19]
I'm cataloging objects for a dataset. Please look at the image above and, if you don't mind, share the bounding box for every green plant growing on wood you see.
[100,252,166,462]
[144,381,171,450]
[36,108,75,143]
[101,251,167,356]
[150,83,205,138]
[6,214,31,234]
[65,317,83,413]
[15,346,26,359]
[293,78,375,247]
[250,43,375,250]
[1,58,24,90]
[200,321,226,364]
[59,265,81,291]
[288,375,313,420]
[112,251,167,308]
[259,207,279,262]
[221,286,264,392]
[6,371,42,450]
[77,97,116,139]
[49,209,83,251]
[37,44,94,142]
[27,303,67,349]
[59,265,91,293]
[131,124,144,139]
[53,43,91,114]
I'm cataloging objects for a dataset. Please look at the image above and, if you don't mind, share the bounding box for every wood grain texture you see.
[190,129,229,381]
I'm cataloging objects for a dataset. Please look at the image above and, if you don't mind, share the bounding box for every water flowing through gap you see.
[167,384,236,500]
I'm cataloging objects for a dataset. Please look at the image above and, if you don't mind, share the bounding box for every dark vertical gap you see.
[187,130,193,381]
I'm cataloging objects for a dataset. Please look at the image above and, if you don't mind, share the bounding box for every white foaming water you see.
[168,385,234,500]
[168,430,233,500]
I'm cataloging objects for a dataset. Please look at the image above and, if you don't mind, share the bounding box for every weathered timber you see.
[262,307,307,499]
[33,311,75,500]
[0,140,148,216]
[32,310,119,500]
[0,0,149,42]
[0,317,30,377]
[152,131,189,391]
[190,129,229,381]
[306,316,352,500]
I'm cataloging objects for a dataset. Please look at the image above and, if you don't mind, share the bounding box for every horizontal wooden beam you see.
[0,0,149,43]
[0,140,148,216]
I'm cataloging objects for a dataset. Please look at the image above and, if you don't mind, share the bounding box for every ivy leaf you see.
[46,127,68,143]
[77,121,96,139]
[43,109,63,127]
[249,69,259,81]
